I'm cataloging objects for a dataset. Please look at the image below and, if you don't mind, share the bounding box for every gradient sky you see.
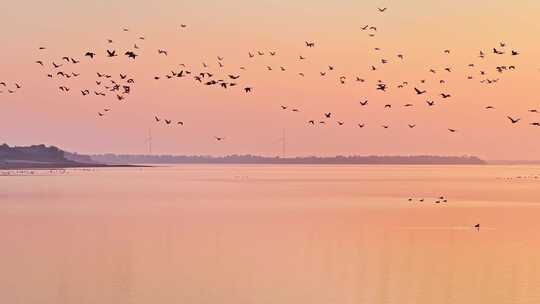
[1,0,540,159]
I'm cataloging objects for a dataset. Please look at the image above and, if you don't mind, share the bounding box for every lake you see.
[1,165,540,303]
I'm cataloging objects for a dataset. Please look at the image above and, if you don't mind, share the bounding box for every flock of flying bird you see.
[0,82,22,95]
[4,7,537,231]
[2,6,539,143]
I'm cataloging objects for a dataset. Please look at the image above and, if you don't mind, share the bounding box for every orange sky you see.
[0,0,539,159]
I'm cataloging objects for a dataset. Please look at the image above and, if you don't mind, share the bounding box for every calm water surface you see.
[1,165,540,304]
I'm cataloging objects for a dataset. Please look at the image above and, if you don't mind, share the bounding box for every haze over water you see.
[1,165,540,303]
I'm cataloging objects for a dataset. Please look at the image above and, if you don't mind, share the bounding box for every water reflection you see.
[0,165,539,303]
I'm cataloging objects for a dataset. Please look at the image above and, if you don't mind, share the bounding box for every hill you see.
[0,144,102,169]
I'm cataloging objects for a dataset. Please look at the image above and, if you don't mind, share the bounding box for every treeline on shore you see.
[89,153,486,165]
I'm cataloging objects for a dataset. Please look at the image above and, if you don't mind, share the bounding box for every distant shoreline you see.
[0,162,145,170]
[1,143,491,168]
[89,154,486,165]
[3,162,539,170]
[0,144,148,170]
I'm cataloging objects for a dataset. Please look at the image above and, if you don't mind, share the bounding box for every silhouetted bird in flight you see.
[107,50,117,57]
[125,51,138,59]
[377,7,387,12]
[441,93,451,98]
[214,136,225,141]
[414,87,426,95]
[507,116,520,124]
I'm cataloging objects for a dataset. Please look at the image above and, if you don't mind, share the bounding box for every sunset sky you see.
[1,0,539,159]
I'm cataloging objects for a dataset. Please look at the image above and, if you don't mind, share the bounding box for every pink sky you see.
[0,0,539,159]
